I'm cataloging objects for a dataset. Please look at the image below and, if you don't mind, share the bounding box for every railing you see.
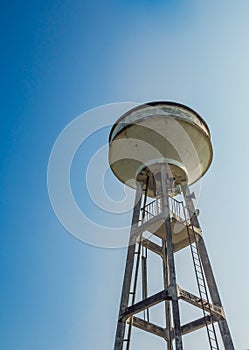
[140,196,162,223]
[140,196,187,225]
[169,197,185,221]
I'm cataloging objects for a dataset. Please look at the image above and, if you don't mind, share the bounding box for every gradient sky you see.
[1,0,249,349]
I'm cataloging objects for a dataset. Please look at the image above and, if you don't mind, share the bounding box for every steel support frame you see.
[114,167,235,350]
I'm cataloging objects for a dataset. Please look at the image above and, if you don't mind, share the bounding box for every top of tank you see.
[109,101,210,142]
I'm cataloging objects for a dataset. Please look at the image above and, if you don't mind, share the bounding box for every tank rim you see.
[109,101,210,142]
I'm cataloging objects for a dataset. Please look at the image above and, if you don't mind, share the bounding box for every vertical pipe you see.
[141,176,149,221]
[142,250,149,321]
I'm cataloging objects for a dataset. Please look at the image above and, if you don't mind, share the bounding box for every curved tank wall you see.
[109,101,213,196]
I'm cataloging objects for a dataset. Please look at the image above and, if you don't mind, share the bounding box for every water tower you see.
[109,102,235,350]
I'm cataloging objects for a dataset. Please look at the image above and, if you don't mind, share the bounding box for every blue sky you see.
[1,0,249,349]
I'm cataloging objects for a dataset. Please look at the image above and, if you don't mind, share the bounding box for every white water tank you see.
[109,101,213,197]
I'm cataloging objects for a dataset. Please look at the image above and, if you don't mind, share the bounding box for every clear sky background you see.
[1,0,249,349]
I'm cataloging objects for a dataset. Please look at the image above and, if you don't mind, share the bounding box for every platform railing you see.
[140,195,187,225]
[169,197,186,222]
[140,196,162,223]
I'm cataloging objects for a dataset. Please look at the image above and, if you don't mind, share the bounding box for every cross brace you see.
[128,316,167,340]
[120,289,171,321]
[127,315,219,340]
[178,286,225,319]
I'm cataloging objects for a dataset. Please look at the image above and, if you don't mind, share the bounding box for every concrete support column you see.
[161,164,183,350]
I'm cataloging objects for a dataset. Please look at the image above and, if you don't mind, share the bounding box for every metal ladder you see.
[122,239,142,350]
[183,203,220,350]
[122,177,150,349]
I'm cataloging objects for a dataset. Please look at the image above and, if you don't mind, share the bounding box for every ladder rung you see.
[199,286,206,291]
[200,294,207,300]
[197,275,204,280]
[200,295,207,301]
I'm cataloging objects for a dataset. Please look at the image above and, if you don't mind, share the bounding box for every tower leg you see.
[161,164,183,350]
[162,241,173,350]
[114,182,143,350]
[198,238,235,350]
[183,184,235,350]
